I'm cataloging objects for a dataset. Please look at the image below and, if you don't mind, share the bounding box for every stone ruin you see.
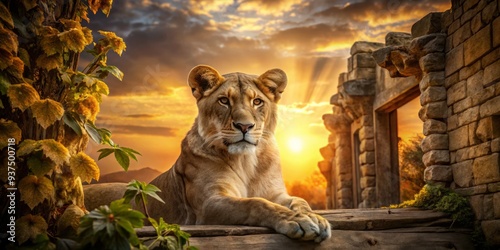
[318,0,500,245]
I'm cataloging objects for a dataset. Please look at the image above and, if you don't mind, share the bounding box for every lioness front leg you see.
[199,196,330,242]
[286,196,332,242]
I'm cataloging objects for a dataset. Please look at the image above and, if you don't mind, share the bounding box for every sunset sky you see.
[84,0,451,181]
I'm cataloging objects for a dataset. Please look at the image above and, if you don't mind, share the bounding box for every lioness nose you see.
[233,122,255,134]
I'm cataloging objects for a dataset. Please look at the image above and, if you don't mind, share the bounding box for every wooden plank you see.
[184,230,473,250]
[137,225,274,238]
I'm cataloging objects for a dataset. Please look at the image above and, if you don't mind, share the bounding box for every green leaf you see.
[0,119,21,150]
[56,237,81,250]
[0,72,10,95]
[16,214,48,245]
[40,139,70,165]
[97,148,114,160]
[27,153,55,177]
[84,121,114,145]
[114,148,130,171]
[7,83,40,111]
[98,65,123,81]
[19,175,54,209]
[0,2,14,29]
[96,80,110,95]
[69,152,100,183]
[63,111,83,136]
[31,98,65,129]
[18,47,31,69]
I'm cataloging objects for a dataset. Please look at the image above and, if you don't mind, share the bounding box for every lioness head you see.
[188,65,287,154]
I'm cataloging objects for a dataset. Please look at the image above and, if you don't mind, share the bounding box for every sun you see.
[287,136,304,153]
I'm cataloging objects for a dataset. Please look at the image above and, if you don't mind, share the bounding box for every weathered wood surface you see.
[137,208,474,249]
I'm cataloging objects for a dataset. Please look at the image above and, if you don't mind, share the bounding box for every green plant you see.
[391,184,474,227]
[0,0,139,247]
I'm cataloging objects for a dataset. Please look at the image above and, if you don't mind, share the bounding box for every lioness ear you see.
[188,65,225,100]
[257,68,287,102]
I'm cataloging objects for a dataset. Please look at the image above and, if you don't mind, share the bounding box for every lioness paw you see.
[306,213,331,242]
[276,214,326,241]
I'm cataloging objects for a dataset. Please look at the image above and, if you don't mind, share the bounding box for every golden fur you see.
[147,65,331,242]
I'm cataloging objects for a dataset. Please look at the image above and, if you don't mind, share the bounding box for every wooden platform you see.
[136,208,474,249]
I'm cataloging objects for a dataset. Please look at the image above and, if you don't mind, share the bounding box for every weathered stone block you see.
[466,70,484,97]
[453,97,472,113]
[489,182,500,192]
[359,126,373,139]
[448,18,461,34]
[422,150,450,166]
[494,193,500,218]
[409,34,446,56]
[385,32,411,46]
[445,43,464,76]
[459,60,481,81]
[360,176,375,189]
[360,139,374,152]
[361,187,375,201]
[482,1,498,24]
[461,1,485,24]
[359,151,375,164]
[476,116,500,142]
[318,160,332,174]
[469,141,491,159]
[484,59,500,86]
[469,122,481,146]
[494,16,500,48]
[449,126,469,151]
[320,146,335,160]
[471,12,483,34]
[448,114,459,131]
[452,160,473,187]
[411,12,442,38]
[447,80,467,105]
[420,86,447,105]
[480,95,500,117]
[470,195,484,219]
[481,220,500,245]
[420,71,445,90]
[348,57,353,72]
[419,53,445,73]
[421,134,449,153]
[482,47,500,67]
[455,184,487,196]
[473,153,500,185]
[471,84,495,106]
[424,165,452,182]
[492,138,500,153]
[350,41,384,55]
[457,105,479,126]
[464,24,491,66]
[452,21,471,47]
[348,68,376,80]
[484,194,494,220]
[360,164,375,176]
[445,72,459,89]
[423,119,447,135]
[456,147,471,162]
[338,72,348,87]
[463,0,479,12]
[352,53,376,69]
[420,101,448,120]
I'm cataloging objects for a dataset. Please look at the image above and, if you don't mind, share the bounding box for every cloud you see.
[99,124,177,137]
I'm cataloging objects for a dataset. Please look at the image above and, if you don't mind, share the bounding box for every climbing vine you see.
[0,0,141,247]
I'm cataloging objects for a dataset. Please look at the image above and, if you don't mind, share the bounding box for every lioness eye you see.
[219,97,229,105]
[253,98,263,106]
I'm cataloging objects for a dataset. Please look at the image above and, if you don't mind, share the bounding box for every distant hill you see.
[91,167,162,184]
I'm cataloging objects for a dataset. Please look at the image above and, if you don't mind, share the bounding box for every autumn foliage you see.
[399,135,426,202]
[286,170,327,210]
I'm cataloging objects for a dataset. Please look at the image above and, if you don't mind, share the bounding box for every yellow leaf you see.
[75,95,99,121]
[36,53,62,70]
[60,19,81,30]
[57,204,85,236]
[96,80,109,95]
[0,2,14,29]
[58,28,88,52]
[69,152,100,183]
[40,139,70,165]
[31,99,64,129]
[101,0,113,16]
[82,27,93,44]
[19,175,54,210]
[7,83,40,111]
[16,214,48,245]
[0,119,21,150]
[40,34,64,56]
[98,30,126,56]
[0,27,17,54]
[6,57,24,81]
[0,49,13,70]
[88,0,101,14]
[17,139,40,156]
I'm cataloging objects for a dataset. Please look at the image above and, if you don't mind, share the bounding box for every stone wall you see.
[318,0,500,245]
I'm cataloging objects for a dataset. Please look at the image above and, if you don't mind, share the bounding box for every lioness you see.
[147,65,331,242]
